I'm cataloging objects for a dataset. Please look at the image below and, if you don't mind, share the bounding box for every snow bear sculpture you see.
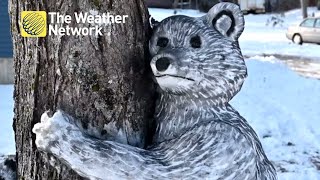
[33,2,277,180]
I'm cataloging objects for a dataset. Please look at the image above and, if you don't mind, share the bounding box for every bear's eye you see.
[190,35,201,48]
[157,37,169,48]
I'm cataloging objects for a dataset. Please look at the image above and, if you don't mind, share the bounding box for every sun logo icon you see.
[21,11,47,37]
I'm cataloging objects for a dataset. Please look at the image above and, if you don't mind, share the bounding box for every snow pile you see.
[0,85,15,155]
[231,56,320,180]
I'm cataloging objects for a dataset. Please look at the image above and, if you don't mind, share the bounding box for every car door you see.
[299,18,316,42]
[313,19,320,43]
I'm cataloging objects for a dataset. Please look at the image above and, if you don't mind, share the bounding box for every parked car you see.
[286,17,320,45]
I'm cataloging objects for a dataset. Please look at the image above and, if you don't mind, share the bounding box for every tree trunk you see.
[9,0,155,179]
[301,0,308,18]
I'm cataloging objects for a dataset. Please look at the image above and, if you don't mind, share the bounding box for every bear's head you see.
[150,2,247,104]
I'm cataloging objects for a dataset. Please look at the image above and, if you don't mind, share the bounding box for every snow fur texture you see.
[33,3,277,180]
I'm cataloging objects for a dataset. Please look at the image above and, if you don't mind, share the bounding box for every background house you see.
[145,0,237,12]
[266,0,317,12]
[0,0,13,58]
[146,0,318,13]
[0,0,14,84]
[146,0,175,8]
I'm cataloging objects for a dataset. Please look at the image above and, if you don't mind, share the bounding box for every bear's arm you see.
[33,111,166,179]
[33,111,258,180]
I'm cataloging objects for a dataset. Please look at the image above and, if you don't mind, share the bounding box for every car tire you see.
[293,34,303,45]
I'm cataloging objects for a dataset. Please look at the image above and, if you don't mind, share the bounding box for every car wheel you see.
[293,34,302,45]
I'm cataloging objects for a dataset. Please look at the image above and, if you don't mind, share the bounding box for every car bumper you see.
[286,32,294,40]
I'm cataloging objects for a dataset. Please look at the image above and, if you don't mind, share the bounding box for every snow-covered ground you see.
[240,8,320,59]
[150,7,320,59]
[231,57,320,180]
[0,85,15,155]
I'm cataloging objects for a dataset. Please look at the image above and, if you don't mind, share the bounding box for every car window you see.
[315,19,320,28]
[300,19,315,27]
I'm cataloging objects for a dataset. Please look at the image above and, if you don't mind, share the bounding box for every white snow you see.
[231,56,320,180]
[0,85,15,155]
[239,7,320,59]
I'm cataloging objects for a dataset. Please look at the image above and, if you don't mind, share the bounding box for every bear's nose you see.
[155,57,171,72]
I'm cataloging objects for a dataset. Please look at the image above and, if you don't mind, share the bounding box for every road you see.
[284,59,320,79]
[246,54,320,80]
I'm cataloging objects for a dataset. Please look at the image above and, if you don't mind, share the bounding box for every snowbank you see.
[0,85,15,155]
[231,56,320,180]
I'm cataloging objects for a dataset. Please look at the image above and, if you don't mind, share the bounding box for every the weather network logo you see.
[21,11,47,37]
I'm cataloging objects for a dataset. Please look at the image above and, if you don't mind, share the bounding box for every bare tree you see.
[301,0,309,18]
[9,0,155,179]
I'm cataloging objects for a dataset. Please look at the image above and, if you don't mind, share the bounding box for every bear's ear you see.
[150,17,160,29]
[205,2,244,41]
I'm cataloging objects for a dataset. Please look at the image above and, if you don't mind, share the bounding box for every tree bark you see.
[9,0,155,179]
[301,0,308,18]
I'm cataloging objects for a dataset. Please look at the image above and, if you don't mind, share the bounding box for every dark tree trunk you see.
[301,0,308,18]
[9,0,155,179]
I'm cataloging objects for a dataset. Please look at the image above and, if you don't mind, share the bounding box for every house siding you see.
[0,0,13,58]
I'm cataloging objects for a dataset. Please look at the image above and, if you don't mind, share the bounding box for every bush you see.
[271,0,301,12]
[198,0,238,12]
[198,0,219,12]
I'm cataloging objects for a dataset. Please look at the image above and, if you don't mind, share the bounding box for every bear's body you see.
[33,2,277,180]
